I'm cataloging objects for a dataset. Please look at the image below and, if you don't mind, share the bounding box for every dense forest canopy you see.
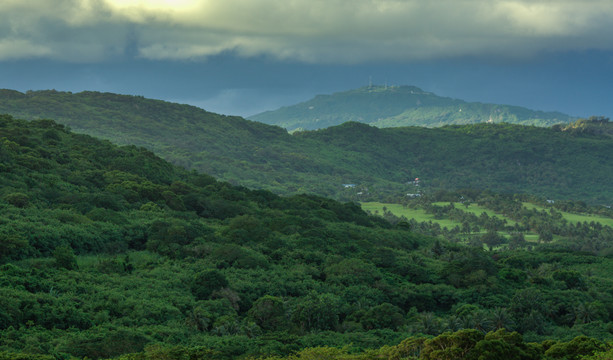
[0,90,611,204]
[1,114,613,359]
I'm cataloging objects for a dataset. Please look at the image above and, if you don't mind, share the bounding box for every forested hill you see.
[0,89,611,204]
[297,121,613,204]
[3,114,613,359]
[0,89,289,172]
[248,85,578,131]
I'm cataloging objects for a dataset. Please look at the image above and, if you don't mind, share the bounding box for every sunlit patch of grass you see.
[361,202,462,229]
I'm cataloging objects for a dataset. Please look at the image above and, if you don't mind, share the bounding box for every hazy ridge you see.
[249,85,578,131]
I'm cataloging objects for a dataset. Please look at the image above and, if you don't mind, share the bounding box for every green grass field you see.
[361,202,463,229]
[433,202,518,226]
[363,201,613,246]
[523,202,613,227]
[362,202,540,242]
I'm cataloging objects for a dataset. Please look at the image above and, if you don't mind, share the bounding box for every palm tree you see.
[413,312,442,335]
[574,302,605,325]
[469,310,493,333]
[489,307,515,331]
[445,314,464,332]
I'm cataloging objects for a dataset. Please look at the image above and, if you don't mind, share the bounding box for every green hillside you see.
[0,89,363,196]
[249,85,578,131]
[0,89,610,204]
[297,121,613,204]
[2,114,613,359]
[0,89,289,175]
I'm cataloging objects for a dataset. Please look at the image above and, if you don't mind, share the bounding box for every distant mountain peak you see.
[249,85,577,131]
[362,84,427,92]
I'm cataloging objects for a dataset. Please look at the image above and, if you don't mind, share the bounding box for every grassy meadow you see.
[523,202,613,227]
[362,201,541,242]
[361,201,463,229]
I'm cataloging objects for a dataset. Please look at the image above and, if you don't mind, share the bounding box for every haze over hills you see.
[0,89,611,204]
[249,85,579,131]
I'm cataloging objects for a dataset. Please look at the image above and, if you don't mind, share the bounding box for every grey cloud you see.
[0,0,132,61]
[1,0,612,63]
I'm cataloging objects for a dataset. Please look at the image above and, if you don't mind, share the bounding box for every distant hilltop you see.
[248,85,579,131]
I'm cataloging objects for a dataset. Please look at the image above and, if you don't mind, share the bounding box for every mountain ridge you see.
[0,89,610,204]
[249,85,579,131]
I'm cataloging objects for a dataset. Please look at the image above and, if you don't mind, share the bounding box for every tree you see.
[191,270,228,300]
[508,233,526,250]
[441,248,496,288]
[488,308,515,331]
[537,229,553,243]
[247,295,286,331]
[291,292,342,332]
[412,312,444,335]
[0,233,28,261]
[473,328,541,360]
[581,348,613,360]
[574,301,609,325]
[223,215,268,244]
[360,303,405,330]
[420,329,483,360]
[53,245,78,270]
[544,336,608,360]
[3,192,29,208]
[552,270,586,291]
[324,258,381,286]
[481,230,505,251]
[509,288,548,334]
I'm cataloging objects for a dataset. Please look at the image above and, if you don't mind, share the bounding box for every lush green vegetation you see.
[559,116,613,138]
[0,89,368,197]
[110,331,613,360]
[249,85,577,131]
[0,90,611,204]
[362,189,613,253]
[362,202,464,230]
[2,114,613,359]
[297,121,613,204]
[522,203,613,228]
[0,89,291,178]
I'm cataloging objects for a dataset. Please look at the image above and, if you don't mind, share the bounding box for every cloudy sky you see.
[1,0,612,117]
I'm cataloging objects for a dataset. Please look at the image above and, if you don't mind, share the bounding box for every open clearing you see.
[432,202,518,226]
[523,203,613,227]
[361,202,462,229]
[362,202,540,242]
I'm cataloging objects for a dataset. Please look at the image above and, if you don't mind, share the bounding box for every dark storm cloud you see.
[1,0,612,63]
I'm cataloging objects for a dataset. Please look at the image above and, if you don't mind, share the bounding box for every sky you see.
[1,0,612,118]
